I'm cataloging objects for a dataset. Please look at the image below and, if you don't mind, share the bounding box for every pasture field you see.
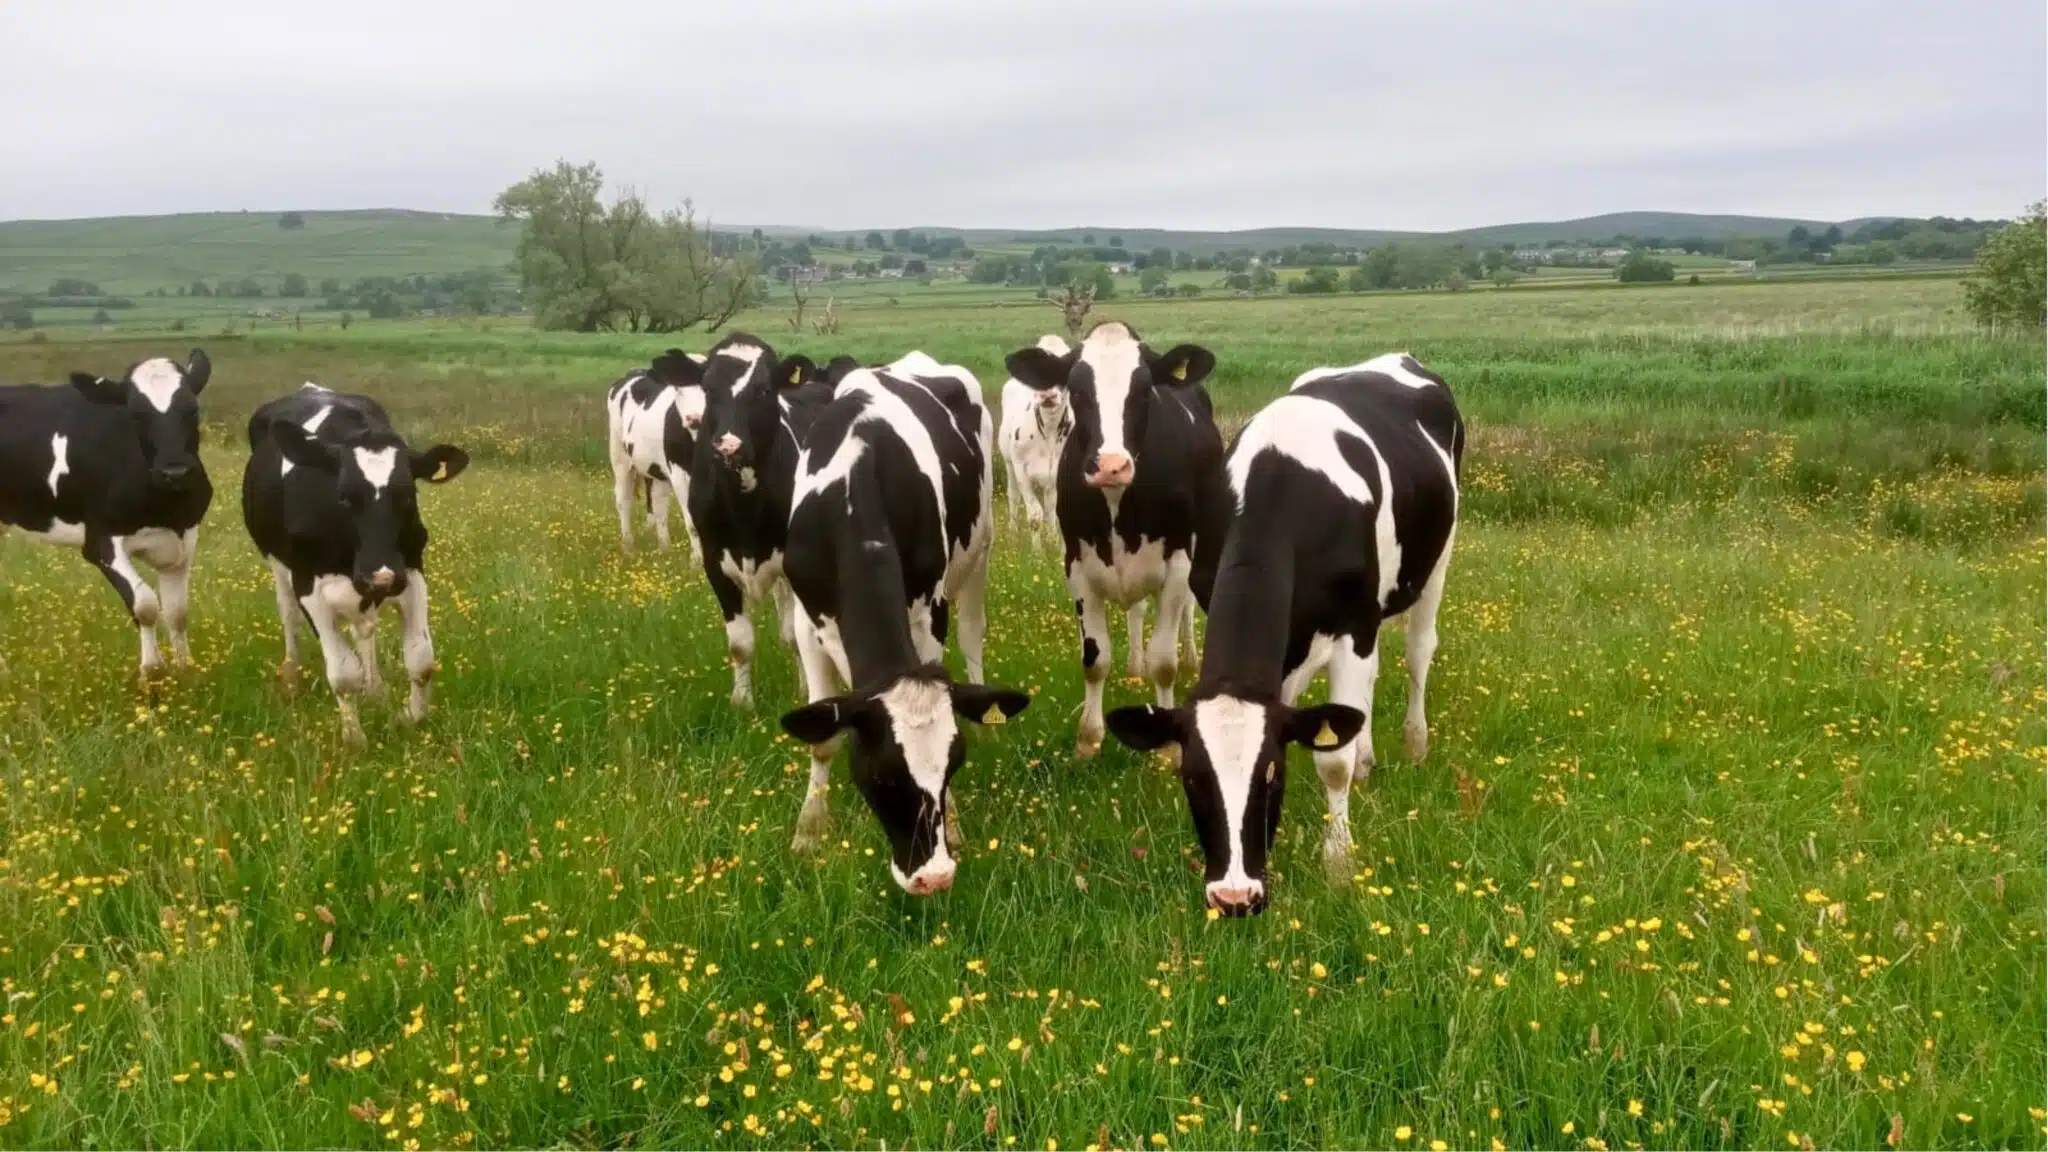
[0,279,2041,1149]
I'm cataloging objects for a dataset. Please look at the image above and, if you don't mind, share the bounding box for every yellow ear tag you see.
[1171,362,1188,381]
[981,704,1006,725]
[432,462,447,480]
[790,367,805,385]
[1313,721,1340,749]
[1265,761,1276,783]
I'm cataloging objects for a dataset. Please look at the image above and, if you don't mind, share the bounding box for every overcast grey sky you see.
[3,0,2041,230]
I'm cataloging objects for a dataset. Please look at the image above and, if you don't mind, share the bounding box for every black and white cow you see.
[997,334,1072,529]
[242,384,470,747]
[779,351,1029,894]
[1104,352,1463,916]
[606,349,706,556]
[0,350,213,679]
[661,333,834,708]
[1002,321,1230,758]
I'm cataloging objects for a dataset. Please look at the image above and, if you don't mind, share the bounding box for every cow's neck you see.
[1193,508,1294,700]
[835,465,925,691]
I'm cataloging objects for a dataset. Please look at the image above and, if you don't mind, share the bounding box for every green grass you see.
[0,210,517,295]
[0,279,2041,1149]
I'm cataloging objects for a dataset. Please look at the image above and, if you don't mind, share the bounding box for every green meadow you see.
[0,277,2040,1149]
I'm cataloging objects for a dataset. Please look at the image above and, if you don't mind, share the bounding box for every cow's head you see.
[1017,334,1073,431]
[689,334,818,487]
[1106,695,1363,916]
[781,668,1031,896]
[70,348,212,490]
[273,425,469,599]
[1004,323,1212,490]
[651,349,706,429]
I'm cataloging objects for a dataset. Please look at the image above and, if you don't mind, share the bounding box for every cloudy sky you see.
[3,0,2041,230]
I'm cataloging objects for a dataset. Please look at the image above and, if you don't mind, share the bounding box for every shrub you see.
[1962,202,2045,329]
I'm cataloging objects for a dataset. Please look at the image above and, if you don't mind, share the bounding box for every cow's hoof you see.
[361,678,387,704]
[791,829,825,856]
[340,721,366,750]
[1404,720,1429,763]
[1322,839,1354,882]
[1075,737,1101,761]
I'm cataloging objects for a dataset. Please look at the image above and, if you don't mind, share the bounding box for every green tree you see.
[278,211,306,230]
[1176,283,1202,297]
[1615,250,1676,283]
[48,278,100,297]
[1867,241,1897,266]
[1286,267,1342,294]
[1249,265,1278,292]
[1139,266,1170,294]
[2,299,35,329]
[279,273,309,297]
[891,229,912,250]
[494,160,757,333]
[865,231,887,250]
[1962,202,2046,329]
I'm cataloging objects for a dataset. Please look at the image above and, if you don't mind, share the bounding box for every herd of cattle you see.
[0,322,1463,916]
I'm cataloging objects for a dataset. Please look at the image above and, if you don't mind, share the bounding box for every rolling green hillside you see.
[0,209,517,294]
[0,207,1920,297]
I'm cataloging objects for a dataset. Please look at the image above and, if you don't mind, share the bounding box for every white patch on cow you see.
[878,677,954,801]
[1291,351,1437,392]
[283,405,336,475]
[1036,334,1071,355]
[130,358,184,413]
[1192,696,1269,896]
[716,342,767,394]
[300,381,330,392]
[354,446,399,495]
[838,369,948,536]
[46,434,68,498]
[1078,323,1143,461]
[1226,395,1377,512]
[792,434,867,510]
[677,384,706,426]
[1070,534,1168,608]
[1414,419,1460,511]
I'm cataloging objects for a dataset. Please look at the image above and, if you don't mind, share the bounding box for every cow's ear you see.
[951,683,1031,727]
[822,355,861,386]
[780,694,872,745]
[1106,704,1186,751]
[273,422,340,472]
[1005,346,1069,393]
[69,372,125,405]
[182,348,212,394]
[774,355,818,390]
[410,444,470,484]
[1151,344,1215,387]
[650,350,703,387]
[1279,703,1366,752]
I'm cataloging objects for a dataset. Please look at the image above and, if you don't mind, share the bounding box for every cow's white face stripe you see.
[46,433,69,498]
[1078,324,1143,460]
[354,446,399,495]
[877,677,955,802]
[1192,696,1268,893]
[1226,395,1377,513]
[717,344,767,394]
[130,358,184,414]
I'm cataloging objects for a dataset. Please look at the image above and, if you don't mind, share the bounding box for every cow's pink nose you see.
[683,413,702,428]
[1207,884,1260,913]
[906,865,955,895]
[1087,453,1135,488]
[370,568,395,588]
[717,433,741,457]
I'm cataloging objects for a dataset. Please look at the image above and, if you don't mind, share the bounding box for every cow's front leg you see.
[790,610,841,854]
[148,529,198,667]
[85,530,161,682]
[395,569,436,725]
[268,559,304,691]
[1072,584,1112,759]
[648,478,675,551]
[350,606,385,701]
[956,552,989,684]
[1149,555,1195,710]
[773,577,798,651]
[300,576,368,748]
[703,555,754,709]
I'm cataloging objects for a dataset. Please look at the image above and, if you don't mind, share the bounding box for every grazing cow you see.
[0,350,213,679]
[243,384,470,747]
[997,334,1072,528]
[1104,352,1463,915]
[779,351,1030,893]
[606,349,706,556]
[1001,321,1230,758]
[664,333,833,709]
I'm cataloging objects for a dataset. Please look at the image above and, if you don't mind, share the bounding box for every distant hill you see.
[0,207,1927,292]
[0,209,517,293]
